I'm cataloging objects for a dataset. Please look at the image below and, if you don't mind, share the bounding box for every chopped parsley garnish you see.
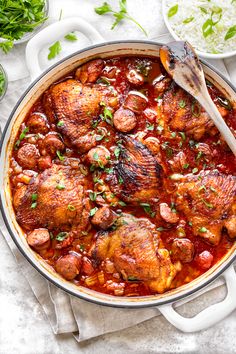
[114,146,121,159]
[183,163,189,169]
[89,192,97,201]
[140,203,155,218]
[15,127,29,149]
[31,193,38,202]
[56,232,68,241]
[178,100,186,108]
[56,184,65,190]
[56,150,65,161]
[118,176,124,184]
[199,227,208,233]
[57,121,64,127]
[64,32,78,41]
[67,204,76,211]
[97,77,111,85]
[179,131,186,141]
[90,207,98,216]
[31,202,37,209]
[192,167,198,174]
[94,0,147,36]
[118,201,126,207]
[100,101,113,125]
[225,25,236,41]
[202,198,214,209]
[146,122,154,131]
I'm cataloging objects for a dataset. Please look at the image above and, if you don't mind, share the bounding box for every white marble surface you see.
[0,0,236,352]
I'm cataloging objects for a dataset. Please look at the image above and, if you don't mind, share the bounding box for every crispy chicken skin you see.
[176,171,236,245]
[43,79,117,153]
[108,135,162,204]
[92,215,181,293]
[162,83,215,140]
[15,164,90,232]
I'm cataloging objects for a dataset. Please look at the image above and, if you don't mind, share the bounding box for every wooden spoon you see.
[160,41,236,156]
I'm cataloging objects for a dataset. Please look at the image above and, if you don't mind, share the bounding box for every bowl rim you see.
[1,39,236,308]
[162,0,236,59]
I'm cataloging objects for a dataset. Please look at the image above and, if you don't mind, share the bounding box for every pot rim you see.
[1,39,236,308]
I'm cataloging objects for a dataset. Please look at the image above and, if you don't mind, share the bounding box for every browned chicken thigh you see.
[108,135,162,204]
[43,79,117,153]
[15,164,90,233]
[92,215,181,293]
[176,171,236,245]
[162,84,215,140]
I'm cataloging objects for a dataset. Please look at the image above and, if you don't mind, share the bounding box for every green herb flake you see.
[114,146,121,159]
[192,167,198,174]
[56,150,65,161]
[157,227,166,232]
[168,4,178,18]
[179,132,186,141]
[80,244,85,252]
[64,32,77,41]
[178,100,186,108]
[183,163,189,169]
[48,41,62,60]
[57,121,64,127]
[118,176,124,184]
[140,202,155,217]
[199,226,208,233]
[31,202,37,209]
[31,193,38,202]
[90,207,98,216]
[67,204,76,211]
[146,122,154,131]
[89,192,97,201]
[56,184,65,190]
[19,127,29,141]
[118,201,126,207]
[56,232,68,241]
[202,198,214,209]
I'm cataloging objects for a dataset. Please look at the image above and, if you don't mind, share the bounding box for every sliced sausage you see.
[91,206,117,230]
[171,238,194,263]
[17,143,40,170]
[160,203,179,224]
[195,250,213,270]
[27,228,51,251]
[38,156,52,170]
[126,69,144,86]
[153,76,171,95]
[113,107,137,133]
[55,253,82,280]
[75,59,104,84]
[81,256,95,275]
[87,146,110,167]
[124,91,148,114]
[40,134,64,156]
[27,112,49,134]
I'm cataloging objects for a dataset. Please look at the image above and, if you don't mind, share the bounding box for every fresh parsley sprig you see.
[94,0,147,36]
[0,0,47,54]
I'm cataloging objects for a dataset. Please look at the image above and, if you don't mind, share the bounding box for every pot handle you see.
[25,17,104,81]
[158,265,236,332]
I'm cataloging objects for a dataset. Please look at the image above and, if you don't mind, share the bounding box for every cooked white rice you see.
[165,0,236,54]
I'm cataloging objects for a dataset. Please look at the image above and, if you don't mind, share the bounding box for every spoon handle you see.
[196,88,236,157]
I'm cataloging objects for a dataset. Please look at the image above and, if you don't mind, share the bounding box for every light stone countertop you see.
[0,1,236,353]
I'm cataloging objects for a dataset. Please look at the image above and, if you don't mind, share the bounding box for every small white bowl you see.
[162,0,236,59]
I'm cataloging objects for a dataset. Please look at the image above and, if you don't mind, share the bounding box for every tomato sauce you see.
[9,56,236,296]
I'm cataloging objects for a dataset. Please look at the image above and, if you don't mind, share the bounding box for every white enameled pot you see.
[1,17,236,333]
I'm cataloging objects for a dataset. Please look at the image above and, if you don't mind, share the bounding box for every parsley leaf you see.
[64,32,78,41]
[168,4,178,18]
[48,41,62,60]
[94,1,147,36]
[225,25,236,40]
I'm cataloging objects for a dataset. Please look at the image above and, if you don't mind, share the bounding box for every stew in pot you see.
[9,56,236,296]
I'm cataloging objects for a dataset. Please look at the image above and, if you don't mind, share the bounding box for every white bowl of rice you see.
[162,0,236,59]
